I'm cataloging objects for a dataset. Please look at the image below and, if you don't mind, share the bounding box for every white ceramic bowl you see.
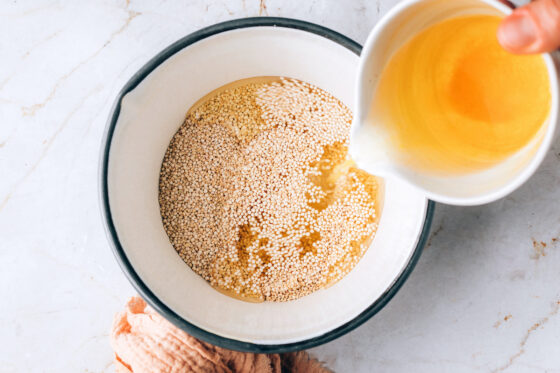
[100,18,433,352]
[352,0,559,206]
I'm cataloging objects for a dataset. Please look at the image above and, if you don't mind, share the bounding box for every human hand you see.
[497,0,560,54]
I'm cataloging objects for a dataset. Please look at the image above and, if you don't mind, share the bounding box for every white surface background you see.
[0,1,558,372]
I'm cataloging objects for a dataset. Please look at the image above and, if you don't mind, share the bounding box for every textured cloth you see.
[111,297,330,373]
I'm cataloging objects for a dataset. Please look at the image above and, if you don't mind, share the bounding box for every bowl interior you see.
[106,26,429,344]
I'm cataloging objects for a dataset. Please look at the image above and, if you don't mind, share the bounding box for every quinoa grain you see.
[159,77,380,302]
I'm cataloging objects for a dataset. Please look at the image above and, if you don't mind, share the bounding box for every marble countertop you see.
[1,0,559,372]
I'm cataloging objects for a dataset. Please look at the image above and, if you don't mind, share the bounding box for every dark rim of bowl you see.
[99,16,435,353]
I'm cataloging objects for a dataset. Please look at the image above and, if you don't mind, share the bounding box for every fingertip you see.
[497,18,516,53]
[498,0,560,54]
[497,10,539,54]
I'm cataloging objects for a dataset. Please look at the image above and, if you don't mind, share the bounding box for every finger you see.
[497,0,560,54]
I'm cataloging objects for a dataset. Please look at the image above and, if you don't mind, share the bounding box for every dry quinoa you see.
[159,77,380,302]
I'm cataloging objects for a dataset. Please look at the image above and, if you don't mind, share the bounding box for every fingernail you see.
[498,12,538,50]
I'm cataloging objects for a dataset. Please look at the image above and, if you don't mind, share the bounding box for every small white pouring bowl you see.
[351,0,559,206]
[100,18,433,352]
